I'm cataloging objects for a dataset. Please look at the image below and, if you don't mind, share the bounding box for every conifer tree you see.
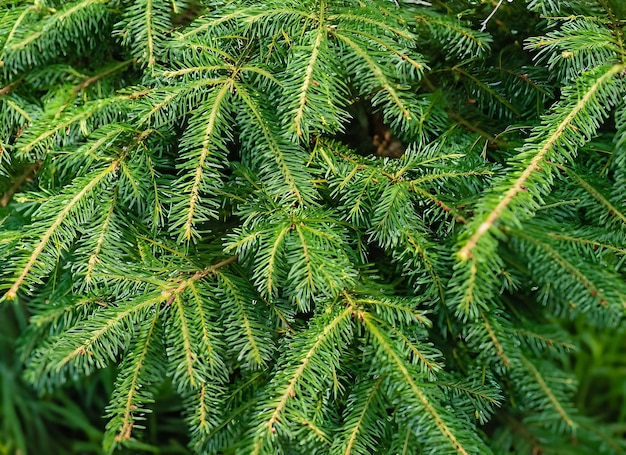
[0,0,625,453]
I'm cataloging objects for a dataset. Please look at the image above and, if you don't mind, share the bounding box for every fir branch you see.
[332,375,387,455]
[105,310,163,449]
[480,312,511,368]
[234,80,312,205]
[83,185,118,285]
[3,161,119,300]
[361,311,488,455]
[2,2,626,453]
[16,96,129,158]
[217,271,273,368]
[564,166,626,225]
[25,291,164,385]
[250,304,354,454]
[332,32,414,120]
[172,81,233,242]
[290,1,327,139]
[519,355,576,431]
[458,63,625,262]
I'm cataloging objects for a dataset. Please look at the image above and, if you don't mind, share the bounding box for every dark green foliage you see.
[1,0,625,454]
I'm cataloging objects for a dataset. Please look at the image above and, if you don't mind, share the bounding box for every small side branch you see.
[480,0,510,32]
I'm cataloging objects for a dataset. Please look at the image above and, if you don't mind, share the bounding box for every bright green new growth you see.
[0,0,625,454]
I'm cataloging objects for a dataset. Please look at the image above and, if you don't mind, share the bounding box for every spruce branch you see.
[1,2,625,453]
[519,355,576,431]
[458,63,625,262]
[3,161,119,300]
[361,311,489,455]
[249,304,354,454]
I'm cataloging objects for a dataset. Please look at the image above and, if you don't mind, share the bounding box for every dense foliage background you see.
[1,0,626,454]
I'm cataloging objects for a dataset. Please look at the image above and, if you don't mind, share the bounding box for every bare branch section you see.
[0,161,40,207]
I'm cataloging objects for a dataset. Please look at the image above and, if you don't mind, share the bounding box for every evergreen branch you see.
[414,13,491,57]
[234,81,308,205]
[458,63,625,261]
[1,6,29,51]
[241,7,316,27]
[251,304,354,454]
[54,292,163,374]
[513,229,610,307]
[338,166,378,224]
[297,416,332,446]
[137,80,226,126]
[176,80,233,242]
[111,311,161,445]
[7,0,106,50]
[17,96,128,157]
[409,169,493,185]
[74,123,135,160]
[370,183,414,249]
[92,271,169,290]
[333,13,414,39]
[481,312,511,368]
[165,274,229,392]
[188,282,216,369]
[564,166,626,225]
[135,236,194,263]
[163,65,234,77]
[264,225,291,298]
[84,185,118,284]
[163,256,238,298]
[337,27,425,73]
[398,152,466,172]
[4,161,118,300]
[514,329,576,352]
[172,294,198,388]
[295,223,315,290]
[546,232,626,255]
[409,185,468,224]
[399,229,447,302]
[519,355,576,430]
[116,0,172,67]
[217,271,270,368]
[25,296,101,346]
[145,0,157,66]
[2,0,110,73]
[333,32,412,120]
[72,59,134,95]
[142,148,165,228]
[199,382,219,428]
[456,261,479,317]
[434,379,501,407]
[526,18,620,82]
[3,97,32,125]
[385,322,442,380]
[292,1,326,139]
[338,375,386,455]
[451,66,521,116]
[175,11,247,40]
[240,65,282,85]
[357,296,429,326]
[361,311,478,455]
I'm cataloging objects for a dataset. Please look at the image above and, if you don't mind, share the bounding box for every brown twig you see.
[0,161,41,207]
